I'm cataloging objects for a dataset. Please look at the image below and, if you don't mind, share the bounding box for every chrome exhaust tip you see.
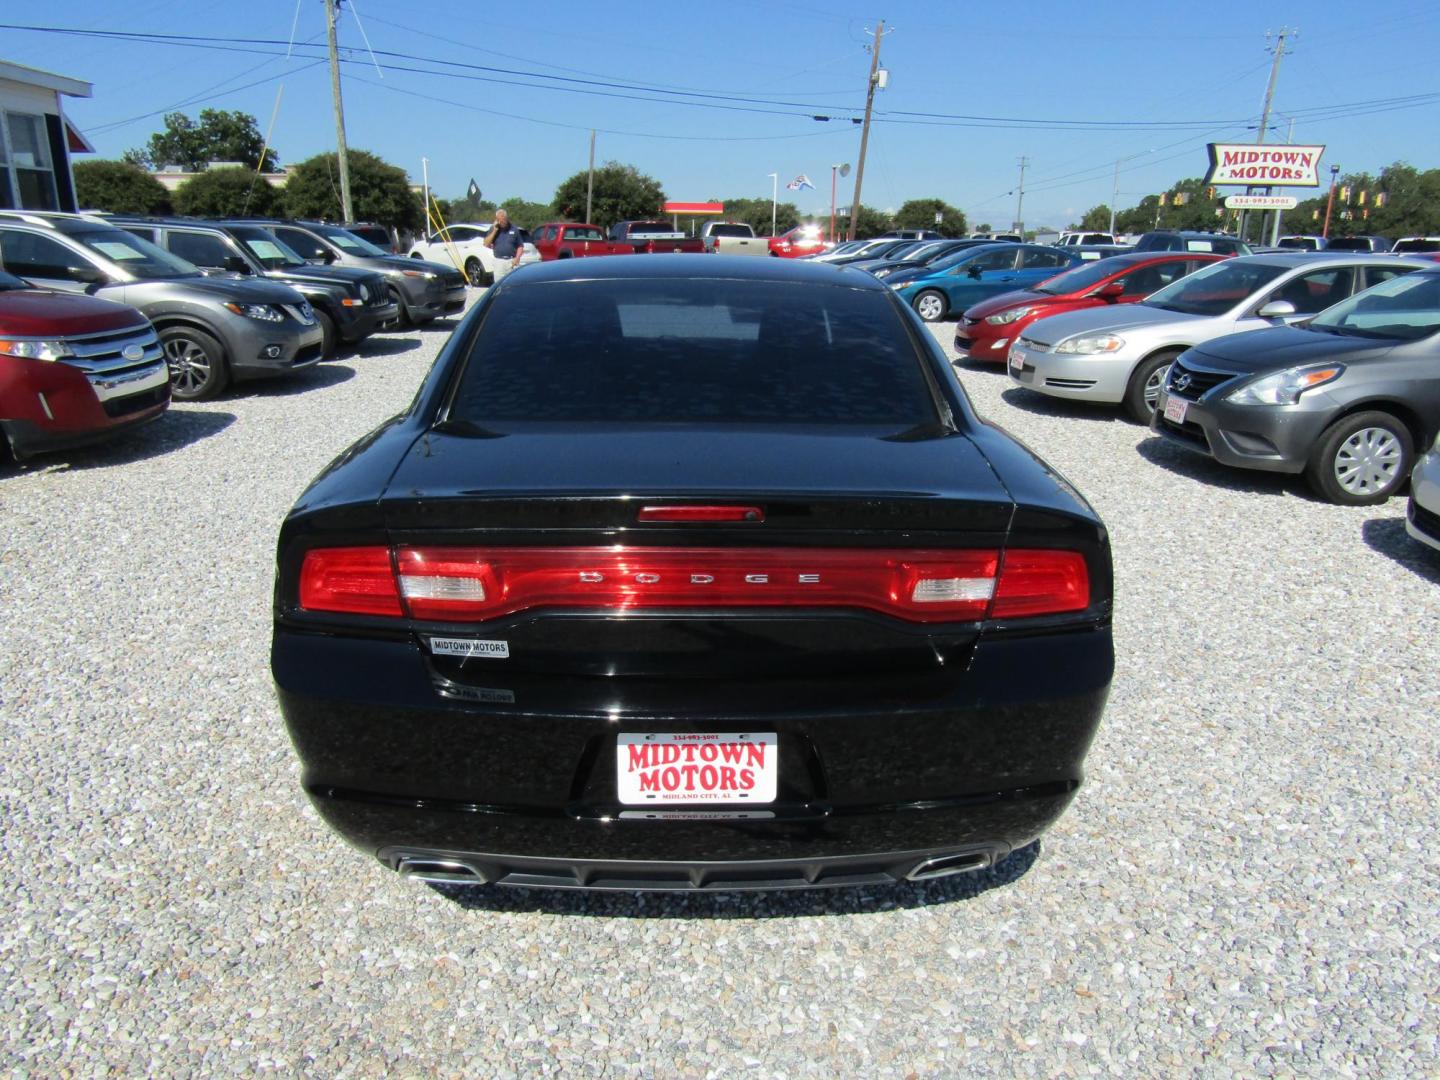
[394,855,491,885]
[905,851,992,882]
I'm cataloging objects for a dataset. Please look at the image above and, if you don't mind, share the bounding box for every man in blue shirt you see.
[485,210,524,283]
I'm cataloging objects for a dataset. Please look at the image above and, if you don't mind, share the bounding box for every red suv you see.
[955,251,1229,363]
[0,270,169,460]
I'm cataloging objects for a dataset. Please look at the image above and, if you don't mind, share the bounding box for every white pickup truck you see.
[700,222,769,256]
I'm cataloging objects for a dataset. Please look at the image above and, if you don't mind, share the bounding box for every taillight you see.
[295,546,1090,622]
[637,505,764,523]
[298,547,402,616]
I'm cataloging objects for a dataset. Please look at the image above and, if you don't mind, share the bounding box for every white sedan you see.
[407,223,539,286]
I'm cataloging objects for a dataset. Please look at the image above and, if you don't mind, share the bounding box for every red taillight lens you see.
[992,550,1090,618]
[298,547,402,616]
[637,505,764,523]
[295,546,1090,623]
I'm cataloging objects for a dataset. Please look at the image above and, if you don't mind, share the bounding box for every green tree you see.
[711,197,800,236]
[498,197,554,229]
[845,204,893,239]
[432,195,497,229]
[553,162,664,229]
[283,150,422,230]
[124,109,276,171]
[893,198,966,238]
[73,160,171,214]
[1078,205,1112,231]
[172,167,281,218]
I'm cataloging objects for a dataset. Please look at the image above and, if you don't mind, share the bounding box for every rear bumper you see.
[273,623,1111,888]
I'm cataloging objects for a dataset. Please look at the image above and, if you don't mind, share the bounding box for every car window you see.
[166,230,232,269]
[449,279,939,428]
[1118,259,1190,296]
[229,225,306,269]
[118,225,158,243]
[1022,249,1069,270]
[275,227,329,260]
[0,229,96,282]
[1310,271,1440,340]
[1364,266,1410,289]
[966,248,1018,273]
[1144,259,1289,316]
[1266,267,1355,315]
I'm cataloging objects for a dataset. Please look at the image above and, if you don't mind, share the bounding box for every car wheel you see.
[463,257,491,288]
[1123,350,1180,423]
[385,287,412,329]
[160,326,229,402]
[1304,411,1413,506]
[913,290,948,322]
[314,308,337,359]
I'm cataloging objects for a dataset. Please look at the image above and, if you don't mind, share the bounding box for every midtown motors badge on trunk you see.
[427,637,510,659]
[617,732,779,804]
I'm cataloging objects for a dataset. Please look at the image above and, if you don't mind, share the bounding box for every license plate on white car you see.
[616,733,778,805]
[1009,346,1026,371]
[1163,397,1189,424]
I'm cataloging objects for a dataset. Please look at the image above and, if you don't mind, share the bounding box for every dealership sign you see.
[1205,144,1326,187]
[1224,194,1299,210]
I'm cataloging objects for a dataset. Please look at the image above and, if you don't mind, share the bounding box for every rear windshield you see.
[1392,238,1440,253]
[348,226,390,247]
[1323,237,1375,251]
[707,224,752,238]
[448,279,938,428]
[1143,259,1287,316]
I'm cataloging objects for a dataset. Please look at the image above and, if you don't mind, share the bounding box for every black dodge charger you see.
[271,255,1113,891]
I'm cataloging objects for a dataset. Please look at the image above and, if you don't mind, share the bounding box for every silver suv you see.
[0,212,322,400]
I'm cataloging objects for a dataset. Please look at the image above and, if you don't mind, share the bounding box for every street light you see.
[830,163,851,243]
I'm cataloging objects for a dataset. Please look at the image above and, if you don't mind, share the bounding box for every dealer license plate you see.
[1163,396,1189,424]
[1009,346,1026,371]
[616,732,778,805]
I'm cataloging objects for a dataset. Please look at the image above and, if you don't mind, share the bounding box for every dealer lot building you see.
[0,59,92,213]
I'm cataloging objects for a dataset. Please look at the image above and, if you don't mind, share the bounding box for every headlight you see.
[1225,364,1344,406]
[402,269,437,280]
[0,339,74,361]
[223,302,285,323]
[985,307,1032,325]
[359,284,371,301]
[1055,334,1125,354]
[889,282,908,291]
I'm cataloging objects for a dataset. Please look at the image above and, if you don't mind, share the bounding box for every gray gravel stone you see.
[0,302,1436,1076]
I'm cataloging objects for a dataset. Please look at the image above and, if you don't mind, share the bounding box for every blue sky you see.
[7,0,1439,229]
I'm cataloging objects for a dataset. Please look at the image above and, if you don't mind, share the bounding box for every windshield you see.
[449,279,937,428]
[1143,259,1287,316]
[1308,270,1438,340]
[230,225,307,269]
[73,229,200,280]
[1034,258,1128,295]
[310,223,388,256]
[899,241,948,263]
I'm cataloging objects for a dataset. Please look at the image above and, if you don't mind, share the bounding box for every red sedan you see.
[955,251,1229,363]
[768,224,830,259]
[0,271,169,460]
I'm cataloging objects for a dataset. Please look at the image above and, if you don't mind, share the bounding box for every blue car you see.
[888,243,1085,322]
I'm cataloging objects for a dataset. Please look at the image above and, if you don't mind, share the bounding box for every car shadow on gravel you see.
[0,408,235,476]
[998,387,1131,424]
[244,364,357,397]
[430,842,1040,919]
[1134,435,1303,497]
[349,336,423,357]
[1362,517,1440,584]
[951,357,1012,377]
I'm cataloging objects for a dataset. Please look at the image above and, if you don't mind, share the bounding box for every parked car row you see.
[0,209,471,459]
[1279,234,1440,254]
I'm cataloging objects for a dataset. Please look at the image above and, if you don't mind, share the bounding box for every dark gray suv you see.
[1152,266,1440,504]
[0,211,322,400]
[229,220,465,326]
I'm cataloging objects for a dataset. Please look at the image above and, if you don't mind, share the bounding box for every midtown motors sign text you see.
[1205,144,1326,187]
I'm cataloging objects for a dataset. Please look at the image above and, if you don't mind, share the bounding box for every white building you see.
[0,59,93,213]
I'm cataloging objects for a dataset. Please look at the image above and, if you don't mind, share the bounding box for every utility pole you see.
[847,20,888,242]
[1241,26,1292,243]
[1109,158,1121,235]
[767,173,777,236]
[1014,156,1028,238]
[1270,114,1296,244]
[586,130,595,223]
[324,0,354,223]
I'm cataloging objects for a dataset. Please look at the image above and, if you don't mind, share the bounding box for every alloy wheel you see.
[1333,426,1402,496]
[165,338,212,396]
[1143,363,1171,412]
[916,293,944,321]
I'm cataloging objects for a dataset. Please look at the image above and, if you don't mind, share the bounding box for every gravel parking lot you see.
[2,298,1437,1076]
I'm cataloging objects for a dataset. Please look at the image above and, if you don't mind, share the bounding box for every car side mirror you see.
[1257,299,1297,319]
[224,255,252,275]
[968,265,983,279]
[1095,282,1125,300]
[71,266,108,285]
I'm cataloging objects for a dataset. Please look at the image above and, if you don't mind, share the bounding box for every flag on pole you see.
[785,174,816,191]
[467,178,481,201]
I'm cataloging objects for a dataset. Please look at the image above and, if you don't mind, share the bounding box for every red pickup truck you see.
[768,223,831,259]
[531,223,628,261]
[608,220,707,254]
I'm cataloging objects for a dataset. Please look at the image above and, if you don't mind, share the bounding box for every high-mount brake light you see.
[296,546,1090,622]
[637,505,764,523]
[298,547,402,616]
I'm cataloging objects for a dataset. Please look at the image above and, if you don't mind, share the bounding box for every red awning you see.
[663,201,724,215]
